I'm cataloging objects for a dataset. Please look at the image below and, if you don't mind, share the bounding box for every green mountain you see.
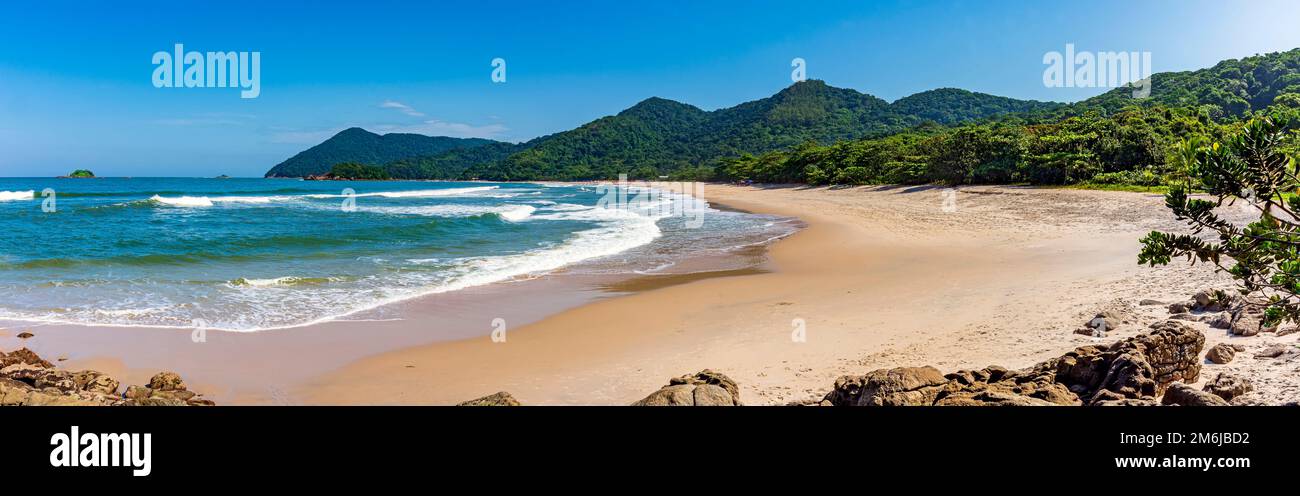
[461,80,1060,180]
[264,81,1058,180]
[1077,48,1300,117]
[264,128,499,177]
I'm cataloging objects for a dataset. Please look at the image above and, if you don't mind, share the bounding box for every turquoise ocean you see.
[0,178,798,331]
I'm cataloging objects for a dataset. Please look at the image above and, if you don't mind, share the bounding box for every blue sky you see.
[2,0,1299,177]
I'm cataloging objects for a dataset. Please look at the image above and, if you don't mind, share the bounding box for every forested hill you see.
[460,80,1060,180]
[1076,48,1300,117]
[264,128,498,178]
[715,49,1300,188]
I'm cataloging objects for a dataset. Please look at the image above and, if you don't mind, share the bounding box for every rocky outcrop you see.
[1162,383,1229,406]
[632,369,741,406]
[123,372,215,406]
[457,391,521,406]
[0,348,213,406]
[822,321,1205,406]
[823,366,948,406]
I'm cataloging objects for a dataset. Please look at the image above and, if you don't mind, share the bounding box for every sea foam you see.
[0,190,35,201]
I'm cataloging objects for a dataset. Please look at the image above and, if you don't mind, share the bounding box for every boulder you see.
[1253,344,1294,359]
[0,348,53,369]
[1202,373,1253,402]
[16,331,34,339]
[148,371,185,391]
[823,366,947,406]
[1205,343,1236,364]
[1208,313,1232,330]
[1162,383,1229,406]
[72,370,120,395]
[123,385,152,401]
[456,391,521,406]
[632,370,742,406]
[1229,300,1272,336]
[670,369,740,399]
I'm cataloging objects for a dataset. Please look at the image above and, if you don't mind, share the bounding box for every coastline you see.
[298,183,1298,405]
[0,180,793,404]
[7,183,1299,405]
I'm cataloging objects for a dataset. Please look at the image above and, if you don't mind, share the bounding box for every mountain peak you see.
[336,127,378,137]
[620,97,703,116]
[264,129,498,177]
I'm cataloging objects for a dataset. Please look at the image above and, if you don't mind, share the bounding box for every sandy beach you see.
[298,183,1299,405]
[6,183,1298,405]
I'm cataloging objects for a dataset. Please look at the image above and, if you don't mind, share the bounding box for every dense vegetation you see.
[1082,49,1300,117]
[264,128,497,178]
[66,169,95,178]
[717,49,1300,187]
[715,105,1241,185]
[265,48,1300,189]
[392,142,524,179]
[1139,115,1300,325]
[326,162,390,180]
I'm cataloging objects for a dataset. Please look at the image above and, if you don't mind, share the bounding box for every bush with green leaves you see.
[1139,114,1300,325]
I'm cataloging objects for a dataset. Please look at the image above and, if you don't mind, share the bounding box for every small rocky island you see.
[58,169,95,178]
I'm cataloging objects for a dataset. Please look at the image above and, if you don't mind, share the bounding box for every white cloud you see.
[379,100,425,117]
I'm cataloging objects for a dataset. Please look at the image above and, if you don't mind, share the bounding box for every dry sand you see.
[300,184,1300,405]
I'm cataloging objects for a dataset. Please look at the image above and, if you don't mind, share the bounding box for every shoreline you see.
[299,183,1299,405]
[6,183,1298,405]
[0,182,794,404]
